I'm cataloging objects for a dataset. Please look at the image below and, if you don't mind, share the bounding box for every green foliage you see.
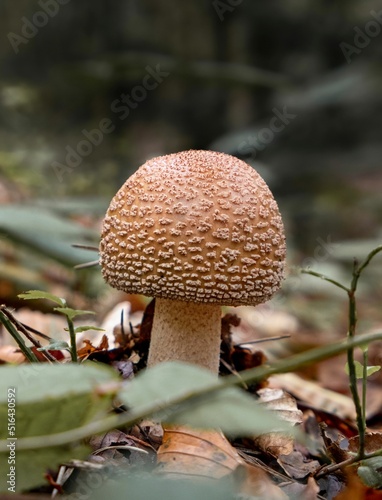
[357,457,382,489]
[54,307,95,320]
[89,471,236,500]
[0,205,98,267]
[120,361,296,437]
[345,361,381,379]
[37,340,70,351]
[73,325,105,334]
[17,290,98,362]
[301,244,382,483]
[18,289,65,305]
[0,363,119,492]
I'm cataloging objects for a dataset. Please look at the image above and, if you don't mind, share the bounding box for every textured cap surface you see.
[100,150,286,306]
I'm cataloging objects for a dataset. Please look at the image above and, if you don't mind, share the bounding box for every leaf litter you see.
[1,295,382,498]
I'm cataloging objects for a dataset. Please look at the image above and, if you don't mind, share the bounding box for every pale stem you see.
[148,298,222,373]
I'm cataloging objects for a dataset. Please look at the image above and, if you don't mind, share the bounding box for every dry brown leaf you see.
[257,387,303,425]
[281,476,320,500]
[323,432,350,465]
[238,462,288,499]
[131,419,163,448]
[270,372,356,421]
[277,451,320,479]
[156,425,244,480]
[253,387,303,458]
[77,334,109,359]
[348,432,382,455]
[254,432,295,458]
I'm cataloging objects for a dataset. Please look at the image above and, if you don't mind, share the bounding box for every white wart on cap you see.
[100,150,286,307]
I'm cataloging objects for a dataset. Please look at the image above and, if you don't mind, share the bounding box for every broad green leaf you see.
[0,205,98,266]
[90,471,235,500]
[358,457,382,488]
[54,307,95,320]
[120,362,296,437]
[0,363,118,492]
[37,340,70,351]
[345,361,381,379]
[1,445,89,494]
[18,289,65,306]
[73,325,105,334]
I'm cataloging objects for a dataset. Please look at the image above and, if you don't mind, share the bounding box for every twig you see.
[315,447,382,479]
[0,306,56,362]
[234,334,291,347]
[0,307,39,363]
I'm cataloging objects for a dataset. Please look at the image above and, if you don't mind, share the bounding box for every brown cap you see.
[100,150,286,306]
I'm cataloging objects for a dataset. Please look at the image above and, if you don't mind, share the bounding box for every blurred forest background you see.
[0,0,381,340]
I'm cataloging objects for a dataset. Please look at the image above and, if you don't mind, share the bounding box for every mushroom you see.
[100,150,286,374]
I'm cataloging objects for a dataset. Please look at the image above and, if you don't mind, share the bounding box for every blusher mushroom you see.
[100,150,286,373]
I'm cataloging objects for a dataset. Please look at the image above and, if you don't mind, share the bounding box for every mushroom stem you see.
[147,298,222,373]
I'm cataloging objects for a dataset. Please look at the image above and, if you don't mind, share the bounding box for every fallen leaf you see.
[156,425,244,479]
[348,432,382,455]
[254,387,303,458]
[257,387,303,425]
[281,475,320,500]
[77,334,109,359]
[254,432,295,458]
[270,372,356,421]
[277,451,320,479]
[238,462,288,499]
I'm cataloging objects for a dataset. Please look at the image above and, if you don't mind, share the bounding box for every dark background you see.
[1,0,382,312]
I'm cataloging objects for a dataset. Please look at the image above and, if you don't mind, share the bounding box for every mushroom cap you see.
[100,150,286,306]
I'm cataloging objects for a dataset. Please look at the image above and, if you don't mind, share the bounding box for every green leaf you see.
[358,457,382,488]
[1,445,89,495]
[18,289,65,306]
[365,365,381,377]
[37,340,70,351]
[345,361,381,378]
[0,204,98,267]
[90,471,235,500]
[54,307,95,320]
[73,325,105,334]
[0,363,118,492]
[120,362,297,437]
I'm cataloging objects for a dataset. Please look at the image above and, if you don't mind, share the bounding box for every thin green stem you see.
[2,330,382,453]
[300,269,350,293]
[67,317,78,363]
[302,247,382,460]
[346,284,365,457]
[362,349,368,427]
[353,245,382,282]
